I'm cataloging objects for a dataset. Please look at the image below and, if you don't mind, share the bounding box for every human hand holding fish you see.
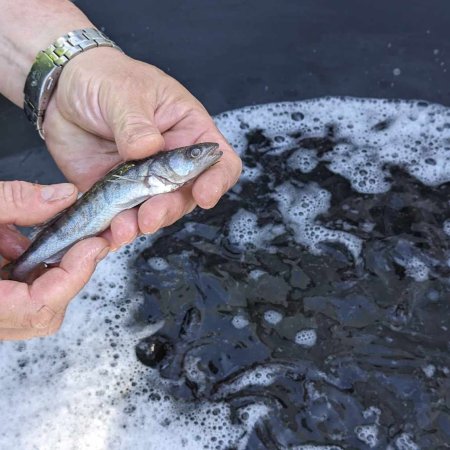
[39,47,242,251]
[0,180,110,340]
[0,0,242,251]
[0,143,222,338]
[0,0,241,338]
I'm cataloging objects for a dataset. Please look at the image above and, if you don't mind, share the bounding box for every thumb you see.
[112,108,165,160]
[0,181,78,226]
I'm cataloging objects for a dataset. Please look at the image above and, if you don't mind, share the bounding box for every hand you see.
[42,47,242,250]
[0,180,109,340]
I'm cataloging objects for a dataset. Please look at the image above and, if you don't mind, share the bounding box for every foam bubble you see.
[394,433,420,450]
[355,424,379,448]
[232,315,249,329]
[295,329,317,347]
[273,182,362,260]
[422,364,436,378]
[215,97,450,193]
[263,310,283,325]
[404,257,430,282]
[147,257,169,271]
[228,209,284,249]
[288,148,319,173]
[214,365,281,398]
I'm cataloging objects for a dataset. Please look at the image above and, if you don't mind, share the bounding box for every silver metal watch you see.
[23,28,122,139]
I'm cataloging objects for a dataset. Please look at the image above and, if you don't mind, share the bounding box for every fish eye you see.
[189,147,202,158]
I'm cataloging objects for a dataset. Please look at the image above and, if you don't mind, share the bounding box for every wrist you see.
[0,0,93,106]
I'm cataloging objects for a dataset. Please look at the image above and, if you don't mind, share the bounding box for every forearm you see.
[0,0,93,106]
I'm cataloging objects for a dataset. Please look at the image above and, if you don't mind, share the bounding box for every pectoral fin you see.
[44,246,71,265]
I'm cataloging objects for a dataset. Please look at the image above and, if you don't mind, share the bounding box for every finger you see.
[138,185,196,234]
[109,208,139,251]
[0,181,78,226]
[0,225,30,260]
[0,237,108,331]
[0,310,65,340]
[109,99,165,161]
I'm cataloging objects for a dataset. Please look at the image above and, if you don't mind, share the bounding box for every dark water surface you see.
[131,100,450,449]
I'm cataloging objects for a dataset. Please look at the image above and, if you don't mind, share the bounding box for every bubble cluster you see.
[232,315,250,329]
[288,148,319,173]
[355,424,379,448]
[273,182,362,259]
[404,257,430,282]
[147,257,169,271]
[216,97,450,193]
[294,329,317,347]
[394,433,420,450]
[263,310,283,325]
[422,364,436,378]
[228,209,284,249]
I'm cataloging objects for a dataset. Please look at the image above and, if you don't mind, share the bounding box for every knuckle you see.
[0,181,30,214]
[30,305,57,330]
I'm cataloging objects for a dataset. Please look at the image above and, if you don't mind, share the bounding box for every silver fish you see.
[7,143,222,282]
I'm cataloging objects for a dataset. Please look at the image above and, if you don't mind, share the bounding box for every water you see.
[1,98,449,449]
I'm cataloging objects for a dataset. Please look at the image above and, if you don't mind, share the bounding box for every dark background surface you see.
[1,0,450,181]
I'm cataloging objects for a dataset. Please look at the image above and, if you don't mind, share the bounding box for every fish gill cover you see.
[0,97,449,449]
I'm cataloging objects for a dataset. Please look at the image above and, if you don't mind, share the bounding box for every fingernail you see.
[95,246,110,263]
[41,183,76,202]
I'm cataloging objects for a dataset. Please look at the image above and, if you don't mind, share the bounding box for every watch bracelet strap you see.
[23,28,122,139]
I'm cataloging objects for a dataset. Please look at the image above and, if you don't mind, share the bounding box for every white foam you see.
[147,257,169,271]
[422,364,436,378]
[216,98,450,193]
[228,209,284,249]
[394,433,420,450]
[214,365,281,399]
[404,257,430,282]
[232,315,249,329]
[263,310,283,325]
[273,182,362,260]
[0,239,264,450]
[295,329,317,347]
[355,424,379,448]
[288,148,319,173]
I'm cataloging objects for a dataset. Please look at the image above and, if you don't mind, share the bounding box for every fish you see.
[5,143,222,282]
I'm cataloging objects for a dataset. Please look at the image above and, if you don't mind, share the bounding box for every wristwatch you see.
[23,28,122,139]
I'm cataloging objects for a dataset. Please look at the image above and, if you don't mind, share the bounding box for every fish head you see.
[153,143,223,185]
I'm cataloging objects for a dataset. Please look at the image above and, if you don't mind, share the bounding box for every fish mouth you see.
[203,142,223,165]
